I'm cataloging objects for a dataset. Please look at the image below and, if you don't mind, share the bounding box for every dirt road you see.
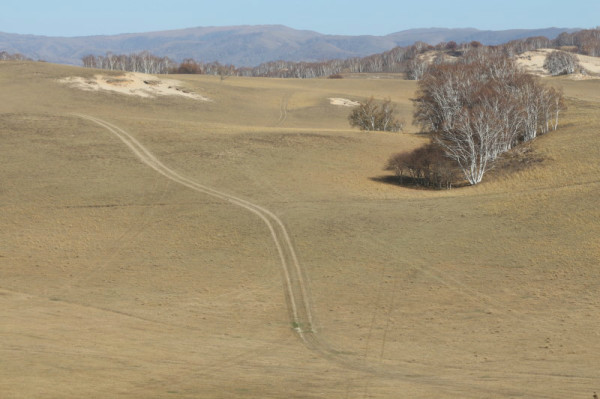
[75,114,315,341]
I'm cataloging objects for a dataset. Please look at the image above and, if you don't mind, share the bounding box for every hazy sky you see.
[1,0,598,37]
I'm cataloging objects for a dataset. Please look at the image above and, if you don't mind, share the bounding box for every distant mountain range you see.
[0,25,580,67]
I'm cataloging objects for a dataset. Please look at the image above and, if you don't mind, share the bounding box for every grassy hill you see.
[1,60,599,398]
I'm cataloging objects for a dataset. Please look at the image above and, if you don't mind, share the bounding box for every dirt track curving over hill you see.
[75,114,316,341]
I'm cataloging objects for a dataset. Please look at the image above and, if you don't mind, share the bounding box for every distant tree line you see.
[246,28,600,79]
[81,51,177,74]
[0,51,31,61]
[388,53,565,187]
[553,28,600,56]
[80,28,599,79]
[492,28,600,57]
[80,43,424,78]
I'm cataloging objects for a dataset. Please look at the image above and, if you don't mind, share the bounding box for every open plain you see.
[1,61,599,398]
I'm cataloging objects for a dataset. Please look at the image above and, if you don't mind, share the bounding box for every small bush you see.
[543,51,580,76]
[386,142,459,189]
[176,59,204,74]
[348,97,404,132]
[327,73,343,79]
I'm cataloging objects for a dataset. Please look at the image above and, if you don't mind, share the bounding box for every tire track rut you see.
[75,114,315,343]
[274,94,290,126]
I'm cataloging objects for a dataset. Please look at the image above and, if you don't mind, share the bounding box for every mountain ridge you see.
[0,25,580,67]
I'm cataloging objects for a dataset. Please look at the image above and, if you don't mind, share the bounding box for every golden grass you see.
[1,61,599,398]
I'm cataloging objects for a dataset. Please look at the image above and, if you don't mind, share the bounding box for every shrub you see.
[176,59,204,74]
[543,51,580,75]
[348,97,404,132]
[386,142,459,188]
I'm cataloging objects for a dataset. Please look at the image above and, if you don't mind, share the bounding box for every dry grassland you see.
[1,61,599,398]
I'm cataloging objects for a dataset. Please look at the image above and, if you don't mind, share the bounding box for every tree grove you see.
[412,55,564,185]
[543,51,580,76]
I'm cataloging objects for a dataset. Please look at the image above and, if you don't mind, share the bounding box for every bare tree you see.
[436,103,503,185]
[349,97,403,132]
[349,97,379,131]
[378,98,404,132]
[81,54,97,68]
[406,57,428,80]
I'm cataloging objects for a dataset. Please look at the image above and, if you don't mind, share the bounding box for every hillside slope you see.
[0,61,598,398]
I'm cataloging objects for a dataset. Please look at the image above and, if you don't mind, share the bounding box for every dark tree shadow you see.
[370,175,469,190]
[370,175,433,190]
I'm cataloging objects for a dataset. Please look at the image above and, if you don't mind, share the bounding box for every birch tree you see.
[413,55,565,186]
[543,51,580,76]
[406,57,428,80]
[436,103,503,185]
[349,97,403,132]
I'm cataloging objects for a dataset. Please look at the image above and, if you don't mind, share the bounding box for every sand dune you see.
[517,48,600,78]
[59,72,210,100]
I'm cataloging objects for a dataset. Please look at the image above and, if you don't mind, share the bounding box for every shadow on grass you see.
[371,175,437,190]
[370,175,469,190]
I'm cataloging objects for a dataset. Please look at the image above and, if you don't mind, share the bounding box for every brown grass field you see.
[1,61,599,398]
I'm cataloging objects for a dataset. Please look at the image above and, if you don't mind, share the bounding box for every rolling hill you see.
[0,59,599,398]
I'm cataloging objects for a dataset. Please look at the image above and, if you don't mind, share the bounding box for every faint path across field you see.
[274,93,290,126]
[74,114,315,343]
[73,115,381,371]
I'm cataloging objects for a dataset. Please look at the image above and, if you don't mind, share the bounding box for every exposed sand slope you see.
[516,48,600,77]
[418,48,600,80]
[329,97,360,107]
[59,72,210,100]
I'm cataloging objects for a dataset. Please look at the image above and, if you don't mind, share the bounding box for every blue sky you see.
[1,0,598,37]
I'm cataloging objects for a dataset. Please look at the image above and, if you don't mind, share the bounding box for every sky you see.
[1,0,598,37]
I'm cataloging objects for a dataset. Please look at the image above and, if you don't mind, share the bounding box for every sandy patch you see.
[574,53,600,74]
[59,72,210,100]
[329,98,360,107]
[419,50,459,65]
[516,49,600,78]
[515,49,553,75]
